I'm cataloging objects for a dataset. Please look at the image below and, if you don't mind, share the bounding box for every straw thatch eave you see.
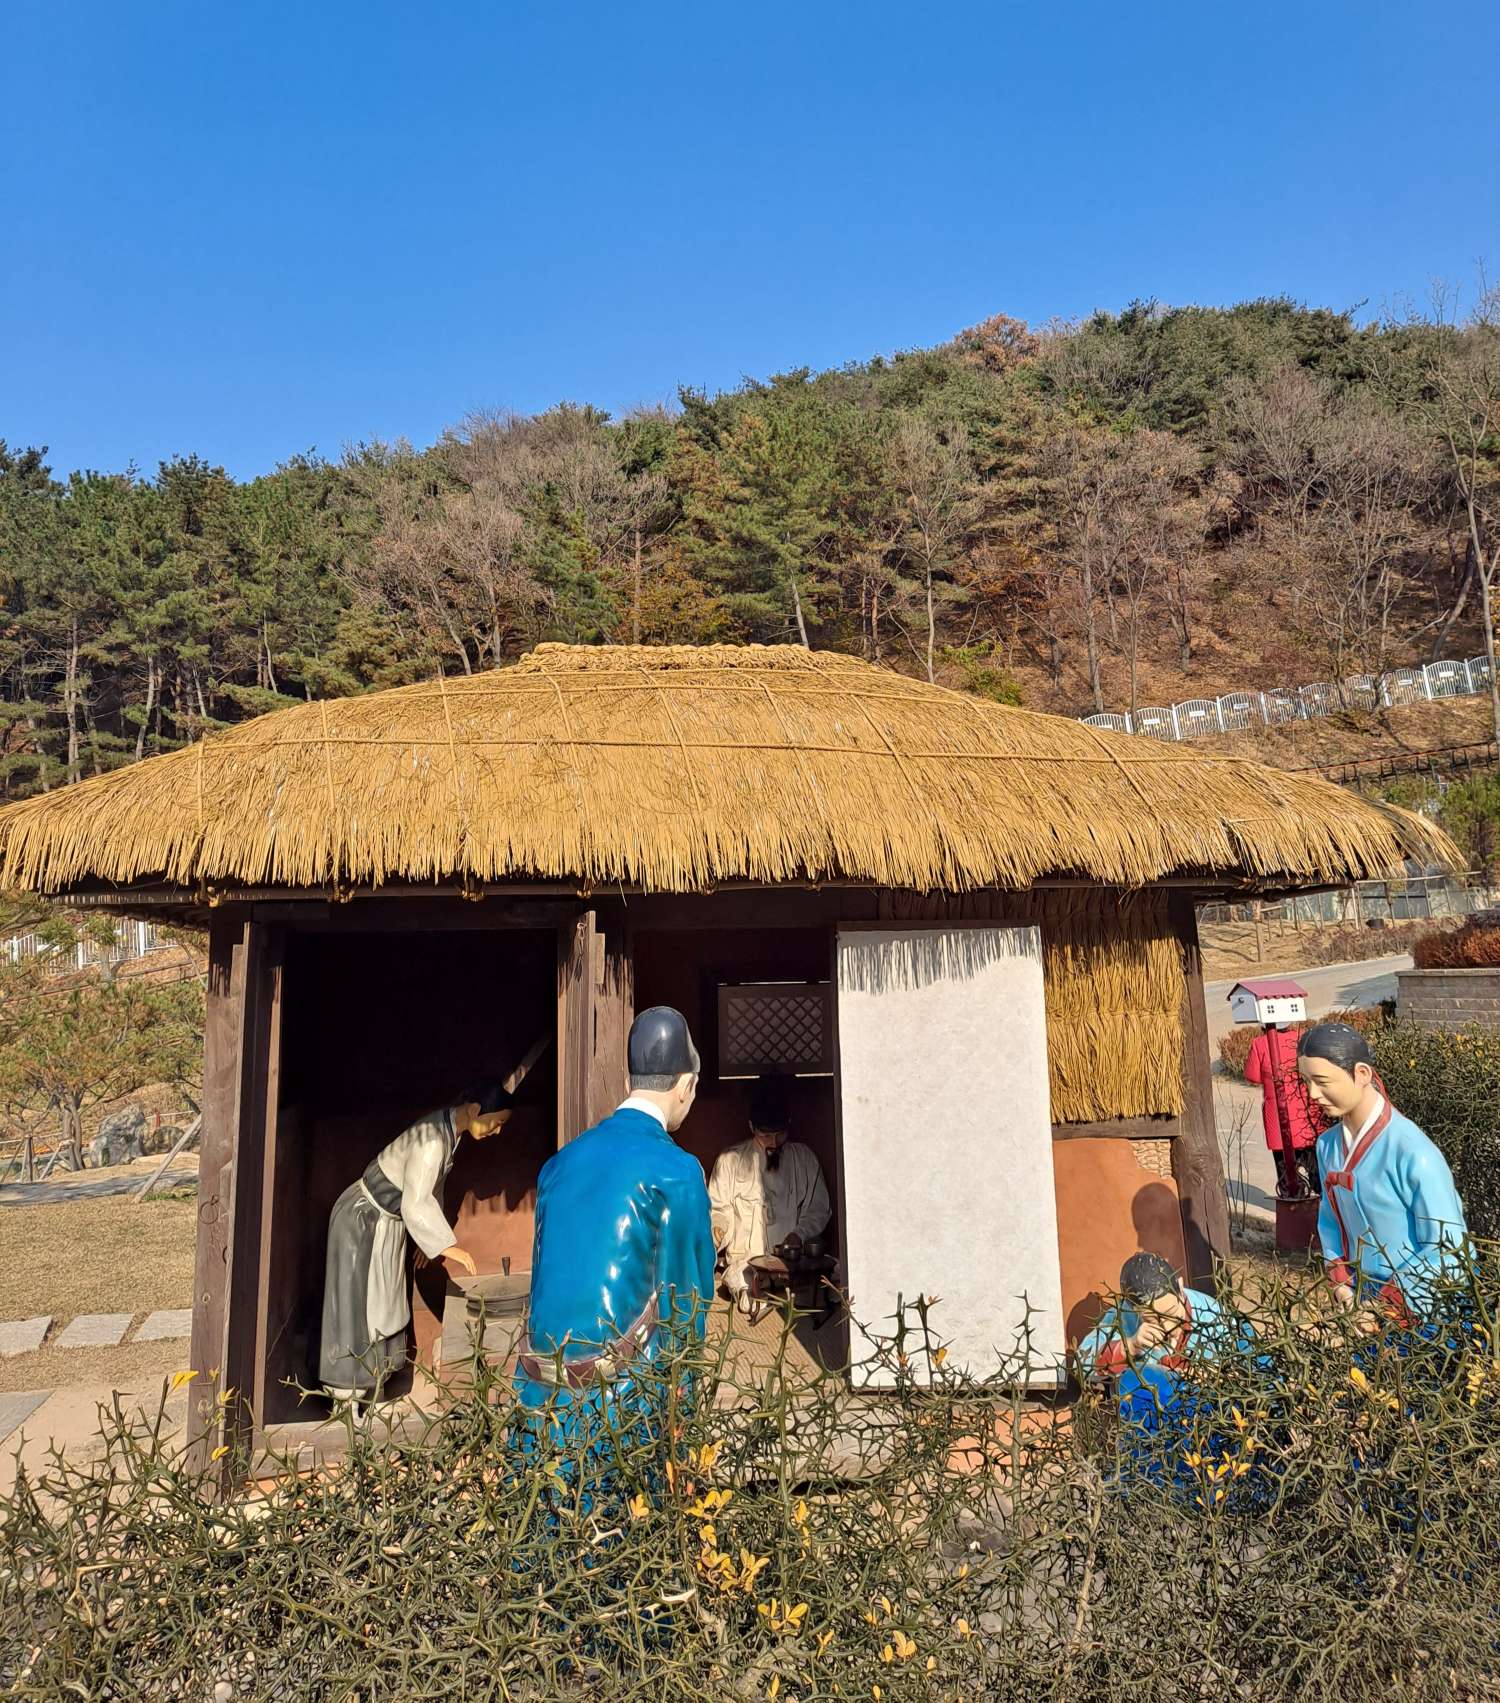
[0,644,1460,900]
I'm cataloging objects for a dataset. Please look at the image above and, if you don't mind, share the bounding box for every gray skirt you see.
[319,1181,409,1392]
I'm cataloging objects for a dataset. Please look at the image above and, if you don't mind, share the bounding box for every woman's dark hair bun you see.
[1296,1021,1374,1074]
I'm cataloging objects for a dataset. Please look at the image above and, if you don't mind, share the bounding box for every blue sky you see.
[3,0,1497,479]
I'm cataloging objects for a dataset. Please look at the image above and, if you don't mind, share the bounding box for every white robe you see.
[364,1112,460,1338]
[708,1138,831,1294]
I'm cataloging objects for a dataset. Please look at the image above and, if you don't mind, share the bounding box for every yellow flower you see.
[793,1498,809,1527]
[696,1441,720,1471]
[862,1610,880,1626]
[816,1629,835,1655]
[169,1368,198,1393]
[873,1688,882,1701]
[881,1644,895,1664]
[786,1602,809,1629]
[629,1493,649,1520]
[955,1618,973,1640]
[879,1595,892,1616]
[956,1561,969,1580]
[210,1444,229,1462]
[1348,1367,1371,1394]
[739,1549,770,1590]
[893,1631,916,1660]
[926,1656,937,1671]
[768,1679,780,1700]
[933,1346,948,1367]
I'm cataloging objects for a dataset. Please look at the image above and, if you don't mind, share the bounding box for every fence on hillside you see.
[1082,653,1495,742]
[3,918,169,976]
[1198,870,1499,930]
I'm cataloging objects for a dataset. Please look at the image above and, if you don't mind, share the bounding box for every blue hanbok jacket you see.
[1316,1101,1466,1308]
[516,1104,716,1413]
[1076,1285,1237,1379]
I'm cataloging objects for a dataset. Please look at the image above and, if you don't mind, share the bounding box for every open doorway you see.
[267,926,557,1424]
[633,925,844,1373]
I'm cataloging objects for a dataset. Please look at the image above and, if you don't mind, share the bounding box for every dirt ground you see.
[0,1193,196,1323]
[0,1338,188,1396]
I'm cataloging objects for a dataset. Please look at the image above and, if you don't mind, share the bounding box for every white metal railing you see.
[1198,872,1500,929]
[1082,654,1496,741]
[3,919,168,976]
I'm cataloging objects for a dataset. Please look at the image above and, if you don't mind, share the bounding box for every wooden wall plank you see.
[587,909,633,1127]
[185,916,244,1474]
[557,912,592,1145]
[1169,894,1231,1288]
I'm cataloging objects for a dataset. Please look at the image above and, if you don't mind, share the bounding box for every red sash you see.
[1323,1100,1392,1285]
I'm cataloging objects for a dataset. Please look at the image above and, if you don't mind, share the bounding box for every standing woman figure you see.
[1296,1023,1467,1323]
[320,1083,513,1400]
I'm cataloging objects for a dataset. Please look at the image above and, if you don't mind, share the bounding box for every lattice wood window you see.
[717,982,833,1079]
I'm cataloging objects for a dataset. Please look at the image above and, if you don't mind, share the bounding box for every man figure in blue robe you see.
[515,1006,716,1426]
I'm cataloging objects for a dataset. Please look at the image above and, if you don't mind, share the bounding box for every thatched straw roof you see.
[0,644,1457,898]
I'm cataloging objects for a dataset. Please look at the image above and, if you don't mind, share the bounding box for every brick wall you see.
[1397,968,1500,1031]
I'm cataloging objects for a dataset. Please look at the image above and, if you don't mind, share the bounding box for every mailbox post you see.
[1227,978,1320,1254]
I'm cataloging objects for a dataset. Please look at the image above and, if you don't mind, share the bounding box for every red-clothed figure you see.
[1244,1025,1322,1195]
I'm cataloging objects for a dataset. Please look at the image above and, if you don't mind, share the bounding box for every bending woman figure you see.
[1296,1022,1467,1321]
[321,1083,513,1400]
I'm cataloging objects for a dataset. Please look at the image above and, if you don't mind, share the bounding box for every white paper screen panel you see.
[835,925,1064,1387]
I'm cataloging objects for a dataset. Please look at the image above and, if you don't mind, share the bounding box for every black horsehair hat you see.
[628,1006,700,1081]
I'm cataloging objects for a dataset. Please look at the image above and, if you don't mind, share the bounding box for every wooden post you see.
[184,917,283,1490]
[558,908,635,1145]
[1169,894,1232,1290]
[587,907,633,1128]
[557,912,592,1146]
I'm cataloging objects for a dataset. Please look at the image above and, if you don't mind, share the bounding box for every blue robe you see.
[516,1104,716,1417]
[1316,1103,1466,1309]
[1076,1286,1235,1379]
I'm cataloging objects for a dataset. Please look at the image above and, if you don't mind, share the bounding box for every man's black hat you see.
[749,1072,790,1132]
[628,1006,700,1079]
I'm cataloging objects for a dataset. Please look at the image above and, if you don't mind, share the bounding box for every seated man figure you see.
[708,1073,832,1316]
[1075,1251,1237,1383]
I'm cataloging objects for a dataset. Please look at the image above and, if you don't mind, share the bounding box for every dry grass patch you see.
[0,1337,187,1396]
[0,1194,195,1323]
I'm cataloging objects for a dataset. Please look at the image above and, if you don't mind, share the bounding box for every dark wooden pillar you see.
[1169,894,1231,1289]
[558,907,635,1146]
[185,916,283,1489]
[588,906,633,1128]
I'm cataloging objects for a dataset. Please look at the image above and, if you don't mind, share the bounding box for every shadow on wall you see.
[1064,1177,1185,1344]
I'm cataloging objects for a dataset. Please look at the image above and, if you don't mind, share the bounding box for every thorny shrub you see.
[6,1272,1500,1700]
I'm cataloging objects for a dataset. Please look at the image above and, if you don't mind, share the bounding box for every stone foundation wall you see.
[1397,967,1500,1032]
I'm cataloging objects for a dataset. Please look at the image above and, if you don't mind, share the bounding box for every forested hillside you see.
[2,289,1497,800]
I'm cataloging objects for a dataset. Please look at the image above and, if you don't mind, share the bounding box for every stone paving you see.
[0,1307,192,1359]
[0,1390,49,1446]
[134,1308,193,1342]
[52,1312,135,1349]
[0,1316,52,1358]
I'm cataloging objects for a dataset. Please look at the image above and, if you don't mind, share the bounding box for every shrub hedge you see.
[1371,1020,1500,1241]
[7,1275,1500,1700]
[1411,918,1500,969]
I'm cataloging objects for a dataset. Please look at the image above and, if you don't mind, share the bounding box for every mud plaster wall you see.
[1052,1138,1187,1344]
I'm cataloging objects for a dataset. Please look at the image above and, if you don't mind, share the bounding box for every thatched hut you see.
[0,644,1455,1470]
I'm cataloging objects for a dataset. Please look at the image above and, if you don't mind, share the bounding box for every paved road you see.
[0,1169,196,1208]
[1204,952,1412,1225]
